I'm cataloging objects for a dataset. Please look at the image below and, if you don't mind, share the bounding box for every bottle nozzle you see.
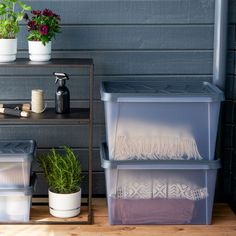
[53,72,70,84]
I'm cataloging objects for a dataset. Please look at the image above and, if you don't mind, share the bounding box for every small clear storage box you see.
[0,140,36,188]
[100,80,224,161]
[101,142,220,225]
[0,176,35,222]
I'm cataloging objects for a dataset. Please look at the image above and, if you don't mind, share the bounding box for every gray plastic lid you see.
[0,140,36,162]
[100,80,224,102]
[100,142,221,170]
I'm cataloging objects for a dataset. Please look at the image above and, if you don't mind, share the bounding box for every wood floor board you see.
[0,199,235,236]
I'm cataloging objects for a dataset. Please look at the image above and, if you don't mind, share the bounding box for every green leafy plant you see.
[0,0,31,38]
[39,146,82,194]
[25,8,61,45]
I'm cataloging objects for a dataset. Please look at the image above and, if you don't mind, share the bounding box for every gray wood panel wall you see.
[0,0,235,197]
[222,0,236,210]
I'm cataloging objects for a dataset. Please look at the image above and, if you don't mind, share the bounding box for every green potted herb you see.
[39,146,82,218]
[24,8,61,61]
[0,0,31,62]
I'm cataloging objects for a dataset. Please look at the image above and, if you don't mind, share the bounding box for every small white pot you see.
[0,38,17,62]
[49,188,81,218]
[28,41,52,62]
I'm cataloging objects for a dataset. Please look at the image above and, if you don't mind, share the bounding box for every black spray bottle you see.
[54,72,70,114]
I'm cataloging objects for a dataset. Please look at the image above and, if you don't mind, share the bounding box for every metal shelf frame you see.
[0,58,94,225]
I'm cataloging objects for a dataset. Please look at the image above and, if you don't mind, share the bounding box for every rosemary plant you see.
[39,146,82,194]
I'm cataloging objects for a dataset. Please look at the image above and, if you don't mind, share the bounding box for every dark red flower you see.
[43,8,54,17]
[27,21,37,31]
[39,25,49,35]
[32,10,41,16]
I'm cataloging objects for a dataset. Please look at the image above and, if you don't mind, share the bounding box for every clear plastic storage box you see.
[101,142,220,225]
[0,177,35,222]
[100,81,224,161]
[0,140,36,188]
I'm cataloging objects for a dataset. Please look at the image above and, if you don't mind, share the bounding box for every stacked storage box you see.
[100,80,224,225]
[0,140,36,222]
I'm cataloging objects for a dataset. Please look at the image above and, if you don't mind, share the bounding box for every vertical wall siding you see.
[0,0,235,197]
[223,0,236,211]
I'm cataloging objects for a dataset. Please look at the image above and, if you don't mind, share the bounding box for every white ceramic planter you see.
[28,41,52,62]
[0,38,17,62]
[49,188,81,218]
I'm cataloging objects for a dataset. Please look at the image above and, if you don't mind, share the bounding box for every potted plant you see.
[24,8,61,62]
[0,0,31,62]
[39,146,82,218]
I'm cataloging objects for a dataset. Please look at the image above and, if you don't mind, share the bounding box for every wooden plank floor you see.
[0,199,236,236]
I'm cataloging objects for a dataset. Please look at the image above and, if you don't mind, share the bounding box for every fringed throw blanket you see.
[112,124,203,160]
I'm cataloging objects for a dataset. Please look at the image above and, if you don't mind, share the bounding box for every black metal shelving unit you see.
[0,58,94,225]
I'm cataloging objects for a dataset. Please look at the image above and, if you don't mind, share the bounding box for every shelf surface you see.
[0,108,90,125]
[29,205,89,224]
[0,204,90,225]
[0,58,93,67]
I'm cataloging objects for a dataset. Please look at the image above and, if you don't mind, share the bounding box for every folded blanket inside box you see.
[114,172,208,201]
[111,198,195,224]
[112,122,202,161]
[110,172,207,224]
